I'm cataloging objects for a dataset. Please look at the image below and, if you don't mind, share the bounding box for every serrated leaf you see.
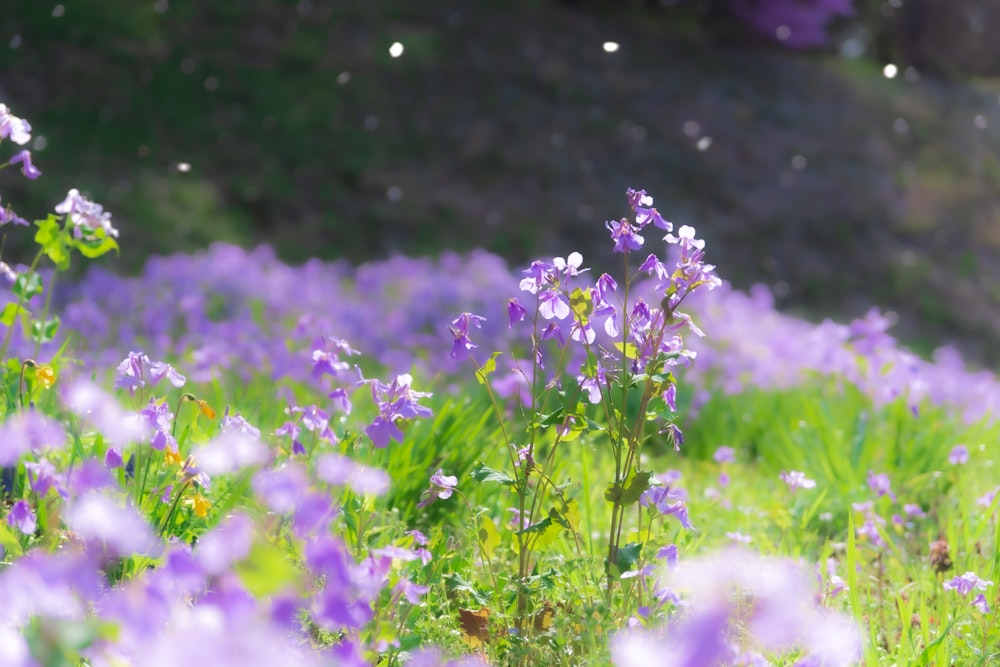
[469,463,515,486]
[538,408,565,427]
[619,470,652,506]
[475,351,502,385]
[517,516,561,550]
[616,542,643,572]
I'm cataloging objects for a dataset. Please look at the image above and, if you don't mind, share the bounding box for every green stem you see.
[0,248,45,363]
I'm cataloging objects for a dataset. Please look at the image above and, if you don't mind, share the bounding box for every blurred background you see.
[2,0,1000,363]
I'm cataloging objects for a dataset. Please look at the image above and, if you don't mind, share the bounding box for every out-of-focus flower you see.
[64,380,148,448]
[610,548,862,667]
[867,471,896,501]
[973,593,991,614]
[7,149,40,179]
[7,499,36,535]
[0,409,67,466]
[0,104,32,145]
[944,571,993,596]
[948,444,969,465]
[66,491,159,556]
[185,492,211,518]
[780,470,816,492]
[0,198,28,226]
[713,446,735,464]
[315,453,390,496]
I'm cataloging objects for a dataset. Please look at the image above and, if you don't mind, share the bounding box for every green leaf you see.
[517,516,561,550]
[31,316,61,344]
[474,351,502,385]
[616,542,643,572]
[537,408,565,428]
[0,520,24,558]
[620,470,652,506]
[477,516,501,560]
[569,287,593,325]
[614,341,639,360]
[0,302,29,327]
[236,541,299,597]
[72,232,119,259]
[34,214,72,270]
[12,272,43,301]
[469,463,515,486]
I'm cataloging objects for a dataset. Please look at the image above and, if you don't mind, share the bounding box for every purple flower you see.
[507,297,528,327]
[0,410,67,466]
[973,593,991,614]
[948,444,969,465]
[903,503,926,518]
[518,260,556,294]
[630,189,672,231]
[610,549,861,667]
[0,198,28,226]
[641,486,693,529]
[977,486,1000,508]
[196,512,254,576]
[194,430,269,475]
[54,188,118,238]
[538,290,570,320]
[66,491,159,555]
[417,469,458,508]
[7,499,36,535]
[448,312,486,360]
[552,252,587,276]
[8,149,40,179]
[361,372,433,447]
[64,380,147,448]
[24,459,63,498]
[944,571,993,596]
[713,446,735,464]
[780,470,816,492]
[315,453,390,496]
[867,471,896,501]
[0,104,32,145]
[606,217,644,253]
[141,397,177,450]
[311,335,359,378]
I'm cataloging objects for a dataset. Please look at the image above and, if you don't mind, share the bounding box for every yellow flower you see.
[164,447,184,467]
[35,364,56,389]
[185,492,211,518]
[196,399,216,419]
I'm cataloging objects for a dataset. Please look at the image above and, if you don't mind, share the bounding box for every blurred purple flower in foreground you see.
[780,470,816,493]
[948,444,969,465]
[611,548,861,667]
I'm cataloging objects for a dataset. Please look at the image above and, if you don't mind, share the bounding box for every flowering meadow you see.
[2,101,1000,667]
